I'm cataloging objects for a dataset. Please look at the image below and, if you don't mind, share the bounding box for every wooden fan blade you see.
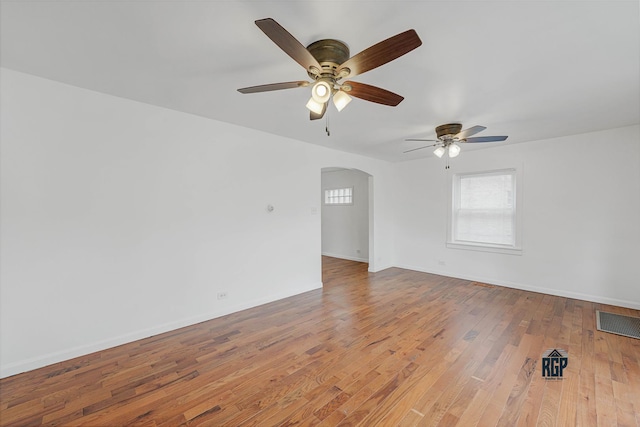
[238,81,310,94]
[337,29,422,78]
[310,102,327,120]
[463,136,508,143]
[456,125,486,139]
[255,18,322,72]
[344,81,404,106]
[403,144,438,154]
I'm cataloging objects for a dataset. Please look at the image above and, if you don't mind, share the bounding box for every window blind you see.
[452,170,516,246]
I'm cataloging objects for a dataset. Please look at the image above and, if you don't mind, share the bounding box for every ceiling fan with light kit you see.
[404,123,508,163]
[238,18,422,125]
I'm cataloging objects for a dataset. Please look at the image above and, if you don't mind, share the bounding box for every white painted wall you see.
[0,68,395,377]
[2,68,637,378]
[393,125,640,310]
[321,169,370,263]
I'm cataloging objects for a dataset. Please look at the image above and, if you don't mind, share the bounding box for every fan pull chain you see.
[325,107,330,136]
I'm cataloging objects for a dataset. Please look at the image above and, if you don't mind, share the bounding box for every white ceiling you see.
[1,1,638,162]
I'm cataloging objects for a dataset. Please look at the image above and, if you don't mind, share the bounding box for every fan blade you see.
[403,144,438,154]
[337,29,422,78]
[455,125,486,139]
[255,18,322,72]
[344,81,404,106]
[405,138,438,142]
[238,81,310,94]
[310,103,327,120]
[463,136,508,143]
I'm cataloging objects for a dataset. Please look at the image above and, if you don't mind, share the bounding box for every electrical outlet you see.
[217,292,228,300]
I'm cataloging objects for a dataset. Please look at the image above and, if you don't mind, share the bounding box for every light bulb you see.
[332,90,352,112]
[433,146,445,158]
[311,80,331,103]
[448,143,461,158]
[306,97,324,115]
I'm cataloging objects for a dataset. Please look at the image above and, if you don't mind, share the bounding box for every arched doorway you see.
[320,167,373,268]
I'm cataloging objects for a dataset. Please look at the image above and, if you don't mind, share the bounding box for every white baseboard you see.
[322,252,368,263]
[0,281,322,379]
[369,264,394,273]
[320,252,395,272]
[394,263,640,311]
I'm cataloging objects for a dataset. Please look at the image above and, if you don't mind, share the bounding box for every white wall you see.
[393,125,640,309]
[3,67,637,379]
[321,169,370,262]
[0,68,395,377]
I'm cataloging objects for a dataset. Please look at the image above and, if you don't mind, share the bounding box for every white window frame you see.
[447,167,523,255]
[324,187,353,205]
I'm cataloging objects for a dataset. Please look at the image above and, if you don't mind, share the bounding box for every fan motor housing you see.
[436,123,463,139]
[306,39,350,78]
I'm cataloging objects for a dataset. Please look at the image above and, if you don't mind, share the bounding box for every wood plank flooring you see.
[1,257,639,426]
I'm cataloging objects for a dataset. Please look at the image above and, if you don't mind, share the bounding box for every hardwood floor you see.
[1,257,639,426]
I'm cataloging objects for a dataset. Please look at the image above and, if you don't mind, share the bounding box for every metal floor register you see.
[596,310,640,339]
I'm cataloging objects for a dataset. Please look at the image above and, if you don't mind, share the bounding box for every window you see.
[449,169,521,254]
[324,187,353,205]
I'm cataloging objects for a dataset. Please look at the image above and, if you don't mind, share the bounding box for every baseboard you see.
[0,281,322,379]
[369,263,394,273]
[394,263,640,311]
[319,252,394,272]
[321,252,368,263]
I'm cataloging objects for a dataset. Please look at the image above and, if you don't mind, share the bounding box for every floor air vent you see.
[596,310,640,339]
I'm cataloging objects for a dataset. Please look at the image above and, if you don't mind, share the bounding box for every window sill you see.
[446,241,523,256]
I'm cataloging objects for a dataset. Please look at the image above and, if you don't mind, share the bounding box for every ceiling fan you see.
[404,123,508,158]
[237,18,422,121]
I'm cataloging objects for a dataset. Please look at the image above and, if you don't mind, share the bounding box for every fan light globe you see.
[332,90,352,112]
[306,97,325,115]
[311,81,331,104]
[433,146,446,158]
[448,143,461,158]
